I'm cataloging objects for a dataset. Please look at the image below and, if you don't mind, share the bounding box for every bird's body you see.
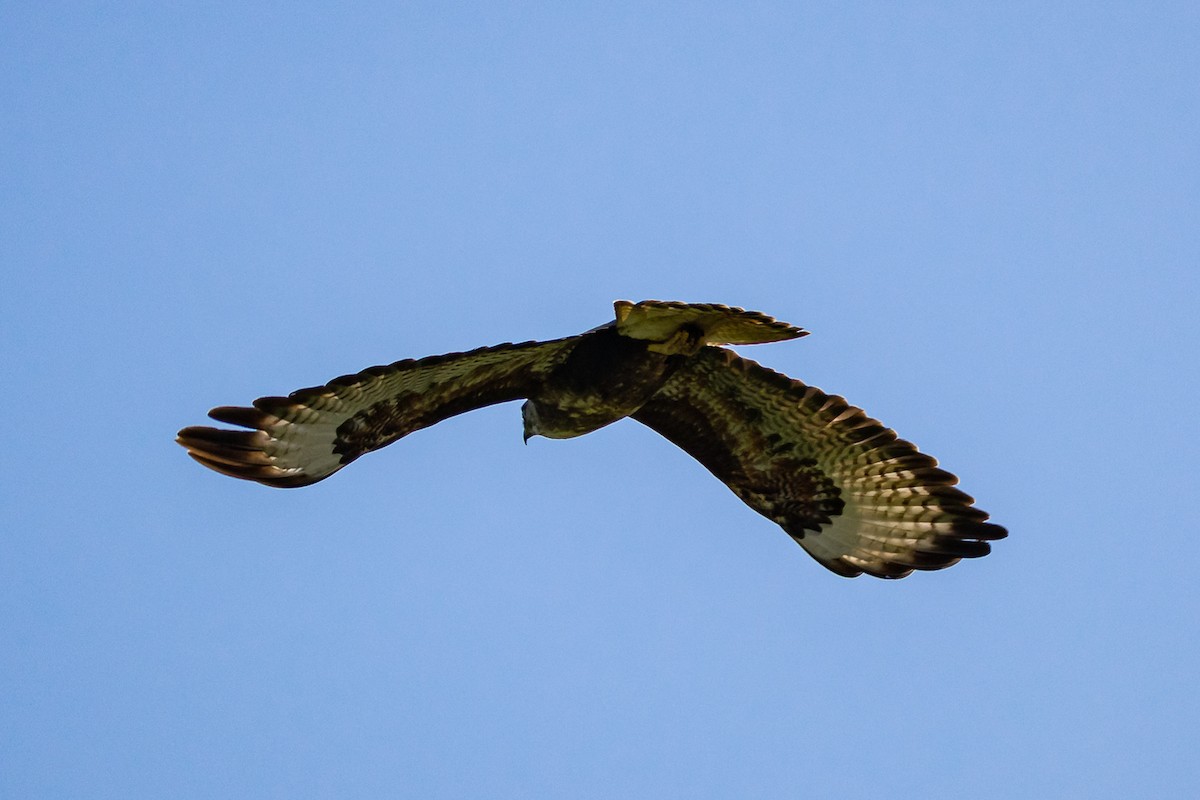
[178,300,1006,579]
[522,324,684,440]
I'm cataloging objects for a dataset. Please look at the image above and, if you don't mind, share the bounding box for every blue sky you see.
[3,2,1197,797]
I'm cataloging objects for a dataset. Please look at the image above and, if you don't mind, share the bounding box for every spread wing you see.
[177,338,577,488]
[631,347,1007,578]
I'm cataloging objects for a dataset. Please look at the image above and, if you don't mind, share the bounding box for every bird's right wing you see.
[632,346,1006,578]
[177,337,577,487]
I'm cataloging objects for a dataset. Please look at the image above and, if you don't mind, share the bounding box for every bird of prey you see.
[177,300,1005,578]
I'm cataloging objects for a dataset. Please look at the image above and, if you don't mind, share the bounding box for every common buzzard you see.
[178,300,1005,578]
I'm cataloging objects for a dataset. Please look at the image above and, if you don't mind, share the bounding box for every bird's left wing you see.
[177,337,577,487]
[631,346,1006,578]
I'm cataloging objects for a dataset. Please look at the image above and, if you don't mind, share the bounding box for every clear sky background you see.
[3,3,1197,798]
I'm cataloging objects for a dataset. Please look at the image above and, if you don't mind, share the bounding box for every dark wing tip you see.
[176,424,324,488]
[176,425,273,466]
[868,515,1007,577]
[956,519,1008,540]
[183,450,318,488]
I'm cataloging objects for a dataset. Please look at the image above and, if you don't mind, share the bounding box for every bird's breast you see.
[527,329,684,439]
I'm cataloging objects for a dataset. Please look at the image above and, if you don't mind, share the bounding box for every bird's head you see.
[521,400,541,444]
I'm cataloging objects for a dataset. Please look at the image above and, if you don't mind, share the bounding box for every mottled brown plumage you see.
[178,300,1005,578]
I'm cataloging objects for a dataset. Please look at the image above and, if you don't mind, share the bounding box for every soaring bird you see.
[177,300,1005,578]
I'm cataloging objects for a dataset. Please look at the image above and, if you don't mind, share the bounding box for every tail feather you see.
[614,300,808,347]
